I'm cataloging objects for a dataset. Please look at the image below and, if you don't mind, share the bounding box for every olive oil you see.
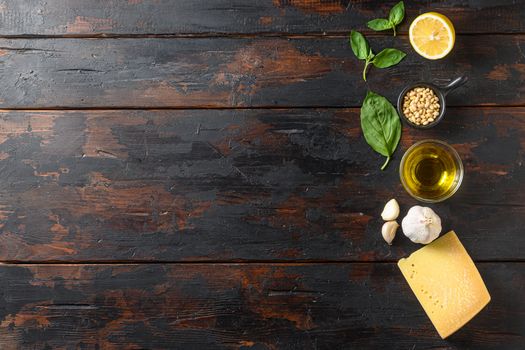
[400,140,463,202]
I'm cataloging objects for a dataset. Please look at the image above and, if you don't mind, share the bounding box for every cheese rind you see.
[398,231,490,339]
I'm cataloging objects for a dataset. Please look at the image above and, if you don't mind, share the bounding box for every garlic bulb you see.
[381,199,400,221]
[401,206,442,244]
[382,221,399,245]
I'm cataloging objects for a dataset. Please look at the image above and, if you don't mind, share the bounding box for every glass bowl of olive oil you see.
[400,140,463,203]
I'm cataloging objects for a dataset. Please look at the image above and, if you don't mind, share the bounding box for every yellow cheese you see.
[398,231,490,338]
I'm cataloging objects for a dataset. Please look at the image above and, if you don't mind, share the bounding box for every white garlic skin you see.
[401,206,442,244]
[381,199,400,221]
[382,221,399,245]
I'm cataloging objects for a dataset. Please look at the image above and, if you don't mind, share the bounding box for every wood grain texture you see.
[0,36,523,108]
[0,108,522,262]
[0,0,522,348]
[0,0,524,35]
[0,263,522,349]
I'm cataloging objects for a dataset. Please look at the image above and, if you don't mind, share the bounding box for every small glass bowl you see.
[399,139,464,203]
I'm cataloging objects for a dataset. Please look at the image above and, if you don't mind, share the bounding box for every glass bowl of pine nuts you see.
[397,76,468,129]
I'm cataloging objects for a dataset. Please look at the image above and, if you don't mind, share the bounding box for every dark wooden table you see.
[0,1,523,349]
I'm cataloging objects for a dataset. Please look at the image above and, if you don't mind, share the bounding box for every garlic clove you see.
[381,198,400,221]
[382,221,399,245]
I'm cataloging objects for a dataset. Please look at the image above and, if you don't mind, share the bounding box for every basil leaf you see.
[388,1,405,25]
[349,30,369,60]
[360,91,401,170]
[372,48,406,68]
[367,18,392,31]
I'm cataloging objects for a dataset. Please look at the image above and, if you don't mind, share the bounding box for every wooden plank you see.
[0,1,524,35]
[0,108,522,262]
[0,263,522,349]
[0,36,523,108]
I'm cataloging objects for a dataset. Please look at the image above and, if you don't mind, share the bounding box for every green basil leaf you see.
[388,1,405,25]
[360,91,401,170]
[372,48,406,68]
[367,18,392,31]
[349,30,370,60]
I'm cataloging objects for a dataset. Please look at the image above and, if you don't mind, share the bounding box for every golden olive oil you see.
[401,141,462,202]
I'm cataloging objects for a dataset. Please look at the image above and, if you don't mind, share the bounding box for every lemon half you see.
[409,12,455,60]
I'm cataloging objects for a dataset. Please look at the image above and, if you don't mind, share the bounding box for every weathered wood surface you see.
[0,0,524,35]
[0,0,523,347]
[0,263,522,349]
[0,36,523,108]
[0,108,522,262]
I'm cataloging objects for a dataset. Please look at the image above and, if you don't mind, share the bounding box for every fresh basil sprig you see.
[349,31,406,81]
[360,91,401,170]
[367,1,405,36]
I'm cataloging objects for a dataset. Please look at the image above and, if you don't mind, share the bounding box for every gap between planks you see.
[0,260,523,265]
[1,105,525,112]
[0,32,521,40]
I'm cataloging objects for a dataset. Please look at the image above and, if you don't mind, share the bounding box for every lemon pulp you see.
[409,12,455,60]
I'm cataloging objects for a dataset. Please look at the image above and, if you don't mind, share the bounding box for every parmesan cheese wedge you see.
[398,231,491,338]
